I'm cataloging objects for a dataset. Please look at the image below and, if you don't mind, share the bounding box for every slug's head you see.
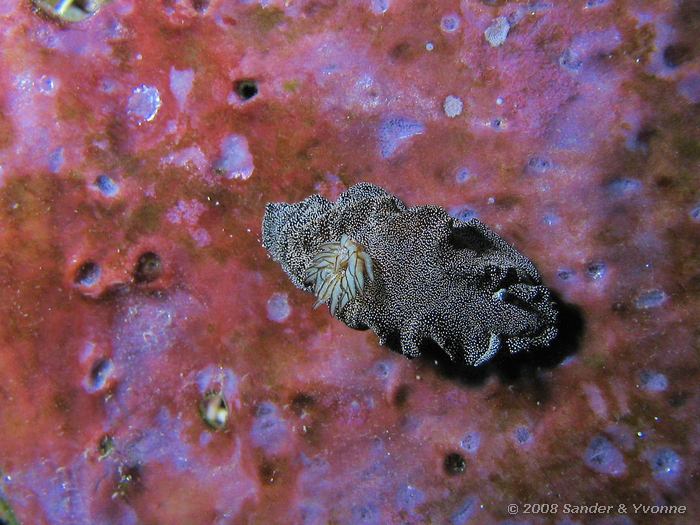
[261,201,298,258]
[304,235,374,315]
[262,194,333,273]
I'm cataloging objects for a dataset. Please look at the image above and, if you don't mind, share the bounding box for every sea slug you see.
[262,183,558,366]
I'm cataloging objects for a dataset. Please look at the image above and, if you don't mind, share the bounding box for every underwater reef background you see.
[0,0,698,524]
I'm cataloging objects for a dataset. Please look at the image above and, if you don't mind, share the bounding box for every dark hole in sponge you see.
[98,434,115,458]
[75,261,100,286]
[663,44,691,68]
[90,358,113,389]
[444,452,466,475]
[134,252,162,284]
[669,391,689,408]
[448,224,493,254]
[259,458,279,485]
[290,392,314,415]
[393,384,410,407]
[234,79,258,101]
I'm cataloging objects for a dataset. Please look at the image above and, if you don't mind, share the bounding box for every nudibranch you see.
[262,183,558,367]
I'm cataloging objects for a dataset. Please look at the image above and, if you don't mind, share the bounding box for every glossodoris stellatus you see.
[262,183,558,366]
